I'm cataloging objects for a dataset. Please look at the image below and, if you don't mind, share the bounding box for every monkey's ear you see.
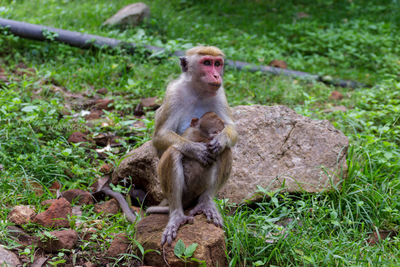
[190,118,199,127]
[180,57,188,72]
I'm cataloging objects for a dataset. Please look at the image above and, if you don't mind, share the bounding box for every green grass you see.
[1,0,400,265]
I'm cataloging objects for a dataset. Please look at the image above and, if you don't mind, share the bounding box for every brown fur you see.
[185,46,225,57]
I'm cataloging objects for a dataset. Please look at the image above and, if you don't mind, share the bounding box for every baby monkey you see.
[148,112,232,245]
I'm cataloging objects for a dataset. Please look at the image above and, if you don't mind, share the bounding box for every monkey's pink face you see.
[198,56,224,91]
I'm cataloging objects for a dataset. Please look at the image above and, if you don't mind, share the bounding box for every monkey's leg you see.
[189,166,224,227]
[189,149,232,227]
[161,153,194,245]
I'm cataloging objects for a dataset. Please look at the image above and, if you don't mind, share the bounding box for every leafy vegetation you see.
[0,0,399,266]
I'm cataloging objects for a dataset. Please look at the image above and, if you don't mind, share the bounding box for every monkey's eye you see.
[215,61,221,67]
[203,60,211,66]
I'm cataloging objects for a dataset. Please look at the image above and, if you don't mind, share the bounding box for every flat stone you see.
[136,214,227,266]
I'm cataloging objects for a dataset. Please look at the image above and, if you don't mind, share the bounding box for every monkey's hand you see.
[177,141,215,166]
[207,134,225,156]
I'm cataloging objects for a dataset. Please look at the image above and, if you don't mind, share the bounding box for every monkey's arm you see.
[208,123,237,155]
[153,106,214,165]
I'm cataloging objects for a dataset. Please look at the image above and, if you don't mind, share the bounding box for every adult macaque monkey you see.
[150,46,238,245]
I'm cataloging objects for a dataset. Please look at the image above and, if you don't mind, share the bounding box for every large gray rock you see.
[103,2,150,27]
[112,105,348,204]
[224,105,348,202]
[0,245,21,267]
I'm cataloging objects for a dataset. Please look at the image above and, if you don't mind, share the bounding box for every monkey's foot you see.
[189,201,223,227]
[161,215,194,246]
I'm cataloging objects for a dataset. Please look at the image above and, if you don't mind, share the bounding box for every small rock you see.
[323,106,347,113]
[94,99,114,111]
[296,12,310,19]
[68,132,87,143]
[105,233,130,258]
[49,181,61,192]
[38,229,78,253]
[85,110,103,120]
[94,199,120,215]
[100,164,113,174]
[103,2,150,27]
[136,214,227,266]
[84,262,96,267]
[62,189,94,205]
[129,188,146,206]
[31,256,48,267]
[97,87,108,95]
[269,59,288,69]
[8,205,36,225]
[140,97,160,109]
[93,133,109,147]
[7,226,38,246]
[0,245,21,266]
[368,230,396,245]
[0,75,8,83]
[329,90,344,100]
[33,198,72,228]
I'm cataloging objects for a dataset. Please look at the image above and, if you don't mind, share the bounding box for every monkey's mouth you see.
[208,82,221,88]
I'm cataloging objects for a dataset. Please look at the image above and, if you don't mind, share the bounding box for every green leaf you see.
[184,243,198,257]
[174,239,185,258]
[21,105,38,112]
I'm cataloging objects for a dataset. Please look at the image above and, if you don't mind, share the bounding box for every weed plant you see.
[0,0,399,265]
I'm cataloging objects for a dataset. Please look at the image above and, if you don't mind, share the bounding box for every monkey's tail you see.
[146,206,169,214]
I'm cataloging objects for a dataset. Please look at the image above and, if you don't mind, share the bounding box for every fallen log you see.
[0,18,366,89]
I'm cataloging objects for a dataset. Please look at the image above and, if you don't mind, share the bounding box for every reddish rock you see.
[136,214,227,267]
[85,109,103,120]
[106,233,130,258]
[97,87,108,95]
[68,132,87,143]
[49,181,61,195]
[94,99,114,111]
[296,12,310,19]
[62,189,94,205]
[29,180,44,196]
[94,199,120,215]
[7,226,38,246]
[0,75,8,83]
[100,164,113,174]
[8,205,36,225]
[38,229,78,252]
[269,59,288,69]
[33,198,72,228]
[330,90,344,100]
[368,230,396,245]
